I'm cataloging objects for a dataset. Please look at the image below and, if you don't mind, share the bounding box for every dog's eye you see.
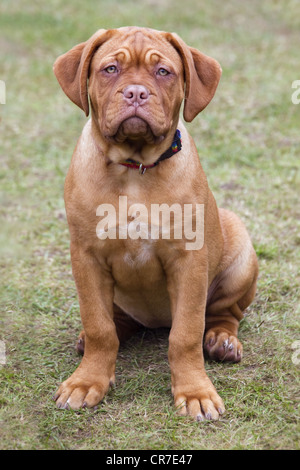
[104,65,118,74]
[157,68,169,76]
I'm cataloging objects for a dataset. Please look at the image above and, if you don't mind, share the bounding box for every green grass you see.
[1,0,299,450]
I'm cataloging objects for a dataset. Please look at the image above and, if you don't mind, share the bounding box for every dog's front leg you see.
[54,244,119,410]
[167,250,225,421]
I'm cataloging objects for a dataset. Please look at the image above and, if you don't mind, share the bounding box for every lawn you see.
[0,0,299,450]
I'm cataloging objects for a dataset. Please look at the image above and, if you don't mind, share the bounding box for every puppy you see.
[52,27,258,421]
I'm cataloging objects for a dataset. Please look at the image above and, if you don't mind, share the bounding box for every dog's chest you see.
[122,240,154,267]
[110,236,163,288]
[110,238,171,328]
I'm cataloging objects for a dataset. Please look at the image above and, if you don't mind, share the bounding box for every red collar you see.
[119,129,182,175]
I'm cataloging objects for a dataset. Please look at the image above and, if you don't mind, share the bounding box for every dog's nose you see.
[123,85,150,106]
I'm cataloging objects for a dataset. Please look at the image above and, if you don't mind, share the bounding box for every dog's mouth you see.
[112,117,159,145]
[121,117,149,138]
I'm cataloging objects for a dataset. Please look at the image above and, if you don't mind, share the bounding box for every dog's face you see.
[88,28,184,145]
[54,27,222,152]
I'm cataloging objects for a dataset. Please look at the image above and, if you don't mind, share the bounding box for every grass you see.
[1,0,299,450]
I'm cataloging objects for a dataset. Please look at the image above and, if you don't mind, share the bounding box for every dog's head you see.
[54,27,221,151]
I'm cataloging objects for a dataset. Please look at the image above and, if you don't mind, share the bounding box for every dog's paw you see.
[53,370,113,410]
[173,378,225,421]
[204,329,243,363]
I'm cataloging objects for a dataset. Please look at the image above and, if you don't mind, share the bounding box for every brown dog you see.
[52,27,258,421]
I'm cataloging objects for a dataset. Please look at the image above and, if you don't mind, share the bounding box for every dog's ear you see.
[165,33,222,122]
[53,29,114,116]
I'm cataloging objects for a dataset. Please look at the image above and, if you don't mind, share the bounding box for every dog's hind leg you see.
[204,209,258,363]
[76,304,143,354]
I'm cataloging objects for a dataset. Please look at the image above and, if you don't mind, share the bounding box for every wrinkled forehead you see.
[92,28,183,71]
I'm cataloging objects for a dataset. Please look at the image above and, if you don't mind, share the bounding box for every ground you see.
[0,0,299,450]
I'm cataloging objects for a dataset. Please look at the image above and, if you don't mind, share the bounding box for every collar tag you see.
[139,163,147,175]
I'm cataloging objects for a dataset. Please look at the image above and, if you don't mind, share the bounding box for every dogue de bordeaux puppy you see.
[52,27,258,421]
